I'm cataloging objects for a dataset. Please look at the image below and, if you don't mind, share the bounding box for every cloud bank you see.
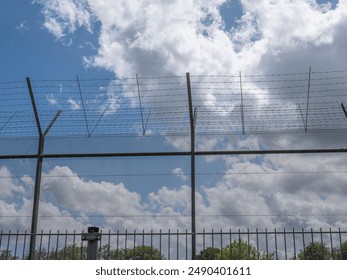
[34,0,347,77]
[1,158,346,232]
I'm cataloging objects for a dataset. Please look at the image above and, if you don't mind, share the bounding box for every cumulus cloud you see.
[172,168,188,181]
[0,166,25,197]
[34,0,92,39]
[2,162,346,232]
[42,166,145,216]
[206,152,347,229]
[34,0,347,77]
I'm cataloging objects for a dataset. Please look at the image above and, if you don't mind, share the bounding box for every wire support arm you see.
[341,102,347,119]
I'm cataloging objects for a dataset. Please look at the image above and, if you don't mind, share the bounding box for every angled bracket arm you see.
[26,77,42,137]
[341,102,347,119]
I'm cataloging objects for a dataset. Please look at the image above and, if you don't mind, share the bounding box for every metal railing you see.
[1,228,346,260]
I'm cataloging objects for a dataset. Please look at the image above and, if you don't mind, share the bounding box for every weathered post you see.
[82,227,100,260]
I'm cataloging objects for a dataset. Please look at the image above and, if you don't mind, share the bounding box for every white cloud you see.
[47,93,58,105]
[43,17,65,39]
[15,21,29,31]
[172,167,188,181]
[34,0,347,76]
[165,135,190,151]
[67,97,81,110]
[1,161,347,232]
[42,166,145,216]
[34,0,93,39]
[209,152,347,229]
[0,166,25,197]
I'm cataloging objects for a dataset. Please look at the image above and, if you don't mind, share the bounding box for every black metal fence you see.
[1,228,346,260]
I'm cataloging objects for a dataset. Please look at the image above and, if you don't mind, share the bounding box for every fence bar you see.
[2,147,347,161]
[302,228,306,257]
[256,229,259,259]
[22,231,27,260]
[274,228,278,260]
[116,230,119,259]
[247,229,251,259]
[176,229,179,260]
[186,229,188,260]
[186,72,196,259]
[330,228,334,259]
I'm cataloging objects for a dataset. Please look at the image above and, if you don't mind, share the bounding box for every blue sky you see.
[1,0,347,235]
[0,0,112,80]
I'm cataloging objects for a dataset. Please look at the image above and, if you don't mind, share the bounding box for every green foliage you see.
[50,244,87,260]
[296,242,331,260]
[27,244,87,260]
[196,247,220,260]
[340,241,347,260]
[332,241,347,260]
[101,245,164,260]
[196,240,274,260]
[0,249,18,260]
[27,244,165,260]
[29,244,163,260]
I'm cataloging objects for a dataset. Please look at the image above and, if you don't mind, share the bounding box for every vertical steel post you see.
[26,78,61,259]
[27,77,43,260]
[82,227,100,260]
[186,73,196,259]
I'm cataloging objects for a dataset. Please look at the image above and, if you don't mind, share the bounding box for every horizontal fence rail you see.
[1,228,346,260]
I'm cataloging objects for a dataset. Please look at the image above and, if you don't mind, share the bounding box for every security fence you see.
[1,70,347,260]
[1,228,346,260]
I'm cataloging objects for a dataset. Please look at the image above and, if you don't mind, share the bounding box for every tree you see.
[0,249,17,260]
[26,245,87,260]
[49,244,87,260]
[102,245,164,260]
[296,242,331,260]
[26,244,164,260]
[333,241,347,260]
[196,240,274,260]
[196,247,220,260]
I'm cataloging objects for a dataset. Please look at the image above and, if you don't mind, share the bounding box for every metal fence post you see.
[82,227,100,260]
[186,72,196,259]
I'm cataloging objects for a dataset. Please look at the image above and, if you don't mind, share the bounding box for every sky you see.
[1,0,347,239]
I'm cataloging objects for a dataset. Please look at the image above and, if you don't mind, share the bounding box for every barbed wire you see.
[0,71,346,137]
